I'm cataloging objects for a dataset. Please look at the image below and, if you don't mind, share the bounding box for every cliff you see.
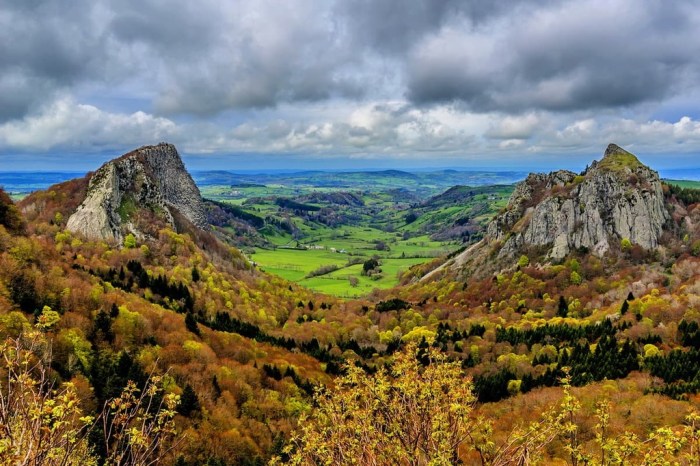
[486,144,669,260]
[424,144,671,280]
[66,143,206,243]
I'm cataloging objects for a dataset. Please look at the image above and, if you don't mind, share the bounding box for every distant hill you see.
[192,168,527,197]
[296,191,365,207]
[362,169,418,178]
[402,184,513,242]
[420,185,511,210]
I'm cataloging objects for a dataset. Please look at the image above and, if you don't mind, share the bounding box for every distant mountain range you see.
[4,167,700,198]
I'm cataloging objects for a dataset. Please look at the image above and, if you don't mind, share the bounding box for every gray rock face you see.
[486,144,670,260]
[66,143,207,242]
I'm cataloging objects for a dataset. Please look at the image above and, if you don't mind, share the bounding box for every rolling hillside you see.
[1,144,699,464]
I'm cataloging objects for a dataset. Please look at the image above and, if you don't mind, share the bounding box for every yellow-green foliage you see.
[0,312,31,339]
[400,326,436,342]
[507,379,522,394]
[378,329,400,344]
[183,339,203,355]
[56,328,93,371]
[644,344,661,358]
[597,147,644,172]
[112,305,147,345]
[273,344,477,465]
[497,353,530,372]
[277,345,700,465]
[0,332,97,465]
[55,230,71,244]
[570,271,583,285]
[36,305,60,329]
[123,233,137,249]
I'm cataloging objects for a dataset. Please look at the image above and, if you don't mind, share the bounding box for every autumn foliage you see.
[275,344,700,465]
[0,179,699,464]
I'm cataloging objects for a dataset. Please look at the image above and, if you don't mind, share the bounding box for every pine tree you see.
[109,303,119,319]
[178,384,201,417]
[557,296,569,317]
[185,313,200,336]
[212,376,221,399]
[620,300,629,315]
[93,310,114,343]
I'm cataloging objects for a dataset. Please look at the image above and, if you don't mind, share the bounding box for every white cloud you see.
[486,114,544,140]
[0,98,177,151]
[1,0,700,168]
[4,96,700,167]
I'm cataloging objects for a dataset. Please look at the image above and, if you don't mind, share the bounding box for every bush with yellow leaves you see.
[0,330,180,466]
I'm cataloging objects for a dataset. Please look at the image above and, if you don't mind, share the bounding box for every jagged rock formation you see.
[486,144,669,260]
[423,144,671,281]
[66,143,207,242]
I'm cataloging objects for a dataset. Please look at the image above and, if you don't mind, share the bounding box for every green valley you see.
[198,171,515,296]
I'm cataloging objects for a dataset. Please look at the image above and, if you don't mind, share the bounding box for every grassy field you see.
[665,179,700,189]
[200,174,514,298]
[250,232,454,298]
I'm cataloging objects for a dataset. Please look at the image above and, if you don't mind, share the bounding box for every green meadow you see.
[665,179,700,189]
[250,233,451,297]
[199,172,516,297]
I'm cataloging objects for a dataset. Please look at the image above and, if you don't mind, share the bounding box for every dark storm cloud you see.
[0,0,366,119]
[2,0,700,122]
[109,0,220,53]
[405,0,700,112]
[338,0,564,54]
[110,0,369,115]
[0,0,109,121]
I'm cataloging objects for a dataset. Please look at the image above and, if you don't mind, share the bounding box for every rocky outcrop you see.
[486,143,670,260]
[66,143,206,243]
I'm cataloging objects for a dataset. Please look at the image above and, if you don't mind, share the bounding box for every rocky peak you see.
[604,142,633,159]
[66,143,207,243]
[586,143,645,174]
[485,143,670,261]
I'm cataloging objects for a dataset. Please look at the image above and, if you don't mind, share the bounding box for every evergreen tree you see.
[93,310,114,343]
[185,312,200,336]
[178,384,201,417]
[557,296,569,317]
[620,300,629,315]
[212,375,222,399]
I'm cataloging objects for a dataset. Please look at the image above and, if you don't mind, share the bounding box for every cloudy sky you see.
[2,0,700,172]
